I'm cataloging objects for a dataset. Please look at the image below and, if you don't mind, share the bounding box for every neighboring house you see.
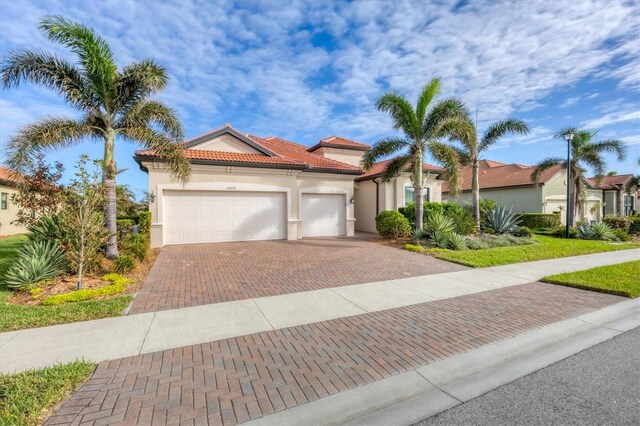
[0,166,27,236]
[587,174,638,217]
[442,160,603,224]
[135,124,445,247]
[354,160,443,233]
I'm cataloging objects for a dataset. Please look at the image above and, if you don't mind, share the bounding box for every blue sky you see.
[1,0,638,198]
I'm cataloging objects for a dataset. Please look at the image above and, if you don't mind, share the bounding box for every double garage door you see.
[163,190,345,245]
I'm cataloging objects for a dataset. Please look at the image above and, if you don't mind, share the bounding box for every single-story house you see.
[135,124,445,247]
[442,160,604,224]
[0,166,27,236]
[587,174,638,217]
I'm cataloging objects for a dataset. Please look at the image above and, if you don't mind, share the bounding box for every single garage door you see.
[301,193,346,237]
[164,190,286,244]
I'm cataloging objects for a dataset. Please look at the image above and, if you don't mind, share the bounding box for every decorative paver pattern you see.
[47,283,622,425]
[129,237,466,313]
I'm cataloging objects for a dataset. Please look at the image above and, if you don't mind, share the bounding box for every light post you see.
[563,131,575,238]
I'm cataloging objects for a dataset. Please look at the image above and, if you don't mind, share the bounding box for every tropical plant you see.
[602,215,630,232]
[9,153,66,227]
[122,233,148,261]
[411,228,427,242]
[484,205,521,234]
[59,156,109,288]
[424,211,455,236]
[448,209,476,235]
[375,210,411,239]
[624,157,640,195]
[445,233,467,250]
[577,222,616,241]
[445,115,529,226]
[114,254,136,273]
[430,230,450,249]
[4,241,68,289]
[1,15,190,258]
[27,214,68,244]
[362,77,470,230]
[531,128,626,225]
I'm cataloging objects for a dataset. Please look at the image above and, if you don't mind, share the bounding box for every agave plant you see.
[484,205,521,234]
[411,228,428,242]
[27,214,68,244]
[4,241,68,289]
[425,211,455,235]
[446,233,467,250]
[430,230,450,249]
[577,222,616,241]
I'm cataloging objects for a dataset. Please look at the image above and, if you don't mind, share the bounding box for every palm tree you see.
[624,157,640,195]
[531,128,626,224]
[362,78,469,231]
[445,117,529,227]
[1,16,190,258]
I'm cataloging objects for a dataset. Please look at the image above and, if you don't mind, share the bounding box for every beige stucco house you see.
[135,125,445,247]
[0,166,27,236]
[442,160,605,224]
[587,174,638,217]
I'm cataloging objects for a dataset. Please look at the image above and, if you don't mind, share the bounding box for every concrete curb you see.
[245,298,640,426]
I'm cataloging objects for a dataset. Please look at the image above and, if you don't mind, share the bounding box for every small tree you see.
[11,154,65,226]
[60,156,108,289]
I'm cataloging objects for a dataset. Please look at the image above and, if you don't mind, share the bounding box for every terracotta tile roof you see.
[308,136,370,152]
[587,174,633,189]
[0,166,19,186]
[355,158,444,182]
[442,161,563,193]
[135,148,306,167]
[248,135,363,173]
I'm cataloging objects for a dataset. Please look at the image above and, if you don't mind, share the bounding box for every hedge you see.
[376,210,411,238]
[138,211,152,245]
[41,274,132,306]
[519,213,560,229]
[399,202,465,226]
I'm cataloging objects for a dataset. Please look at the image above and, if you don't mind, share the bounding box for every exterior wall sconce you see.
[349,196,355,204]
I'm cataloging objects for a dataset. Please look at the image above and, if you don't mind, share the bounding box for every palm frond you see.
[429,140,462,196]
[5,117,93,173]
[40,15,117,107]
[121,126,190,183]
[530,157,564,184]
[553,127,579,140]
[415,78,441,124]
[1,50,97,110]
[588,139,626,162]
[423,98,470,138]
[440,117,476,152]
[581,151,606,177]
[116,100,183,140]
[625,175,640,194]
[361,137,409,169]
[479,118,529,152]
[116,60,168,112]
[376,92,419,137]
[379,154,412,182]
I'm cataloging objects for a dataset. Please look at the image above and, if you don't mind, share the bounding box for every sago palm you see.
[531,128,626,224]
[445,116,529,227]
[362,78,468,231]
[1,16,190,258]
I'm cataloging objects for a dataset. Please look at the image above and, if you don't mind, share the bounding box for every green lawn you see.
[0,361,95,425]
[0,236,132,332]
[542,260,640,298]
[436,235,640,268]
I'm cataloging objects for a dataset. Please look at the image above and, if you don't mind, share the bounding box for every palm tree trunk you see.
[103,128,119,259]
[414,152,424,231]
[471,158,480,227]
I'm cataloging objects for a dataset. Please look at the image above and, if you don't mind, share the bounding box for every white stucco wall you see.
[314,147,365,167]
[0,184,27,236]
[143,163,356,247]
[193,134,263,154]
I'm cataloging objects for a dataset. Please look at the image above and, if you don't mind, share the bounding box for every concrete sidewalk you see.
[1,249,638,374]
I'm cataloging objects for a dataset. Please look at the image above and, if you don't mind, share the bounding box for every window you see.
[624,194,633,216]
[403,186,430,206]
[1,193,7,210]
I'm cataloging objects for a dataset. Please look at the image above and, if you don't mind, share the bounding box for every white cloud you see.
[583,109,640,128]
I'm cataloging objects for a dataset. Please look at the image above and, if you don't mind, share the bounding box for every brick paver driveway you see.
[47,283,623,425]
[129,236,465,314]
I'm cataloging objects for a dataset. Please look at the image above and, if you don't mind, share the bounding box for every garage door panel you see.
[163,190,286,244]
[301,193,346,237]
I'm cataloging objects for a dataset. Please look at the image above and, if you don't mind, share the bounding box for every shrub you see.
[463,198,497,223]
[42,273,132,306]
[399,202,465,226]
[138,211,152,243]
[446,233,467,250]
[424,211,455,236]
[519,213,561,229]
[403,244,425,253]
[4,241,68,290]
[122,234,148,261]
[602,215,630,232]
[375,210,411,239]
[448,209,476,236]
[430,230,450,248]
[27,214,67,244]
[629,215,640,235]
[513,226,533,238]
[577,222,616,241]
[484,205,521,234]
[411,228,427,242]
[464,234,534,250]
[113,254,136,273]
[116,219,135,243]
[612,229,631,242]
